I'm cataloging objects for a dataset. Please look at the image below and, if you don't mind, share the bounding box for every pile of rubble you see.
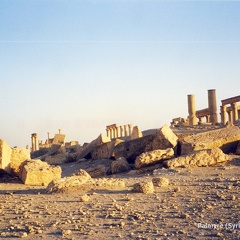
[1,124,240,191]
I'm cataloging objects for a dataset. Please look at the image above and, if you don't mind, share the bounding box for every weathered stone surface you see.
[135,148,174,169]
[152,177,169,187]
[10,148,30,176]
[130,126,143,140]
[113,135,155,163]
[86,165,106,178]
[111,157,131,174]
[152,124,178,150]
[19,160,62,185]
[94,178,126,188]
[180,126,240,155]
[133,181,155,194]
[165,148,228,168]
[236,141,240,155]
[78,134,111,159]
[0,139,12,174]
[91,139,123,160]
[46,169,92,193]
[44,153,67,165]
[113,125,178,163]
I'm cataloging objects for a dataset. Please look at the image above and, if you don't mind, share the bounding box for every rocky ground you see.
[0,156,240,240]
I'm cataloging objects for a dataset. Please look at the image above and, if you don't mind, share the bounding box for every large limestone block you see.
[45,153,67,165]
[113,135,155,163]
[46,169,92,193]
[165,148,228,168]
[0,139,12,174]
[19,160,62,185]
[135,148,174,169]
[181,126,240,155]
[111,157,131,174]
[78,134,111,159]
[91,139,123,160]
[10,148,30,176]
[152,124,178,150]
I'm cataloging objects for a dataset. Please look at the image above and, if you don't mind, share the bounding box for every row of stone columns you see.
[106,124,133,139]
[221,102,239,124]
[31,133,39,152]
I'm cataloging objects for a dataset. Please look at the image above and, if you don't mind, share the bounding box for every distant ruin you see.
[172,89,239,126]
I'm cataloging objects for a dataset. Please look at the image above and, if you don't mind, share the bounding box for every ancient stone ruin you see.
[0,89,240,188]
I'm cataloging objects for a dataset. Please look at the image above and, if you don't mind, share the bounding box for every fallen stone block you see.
[46,169,92,193]
[94,178,126,188]
[19,160,62,185]
[133,181,155,194]
[113,135,155,163]
[78,134,111,159]
[180,126,240,155]
[45,153,67,165]
[165,148,228,168]
[135,148,174,169]
[10,148,30,176]
[91,139,123,160]
[113,125,178,163]
[152,124,178,150]
[152,177,169,187]
[0,139,12,174]
[85,165,107,178]
[111,157,131,174]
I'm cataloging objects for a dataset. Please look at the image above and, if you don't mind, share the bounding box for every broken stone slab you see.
[10,148,30,176]
[19,160,62,185]
[0,139,12,174]
[135,148,174,169]
[46,169,92,193]
[77,134,111,159]
[111,157,131,174]
[180,126,240,155]
[91,139,123,160]
[165,148,228,168]
[151,124,178,150]
[113,125,178,163]
[44,153,67,165]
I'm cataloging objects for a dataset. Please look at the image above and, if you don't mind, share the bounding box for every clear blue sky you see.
[0,0,240,148]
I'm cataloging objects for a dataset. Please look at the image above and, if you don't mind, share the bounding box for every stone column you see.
[187,94,197,126]
[35,134,39,151]
[231,102,239,122]
[58,129,61,134]
[198,117,202,124]
[220,105,227,124]
[128,124,132,136]
[47,132,50,144]
[124,125,128,136]
[227,110,233,123]
[31,134,35,152]
[116,126,119,138]
[206,115,210,123]
[120,126,124,137]
[109,128,113,139]
[106,128,110,138]
[208,89,218,124]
